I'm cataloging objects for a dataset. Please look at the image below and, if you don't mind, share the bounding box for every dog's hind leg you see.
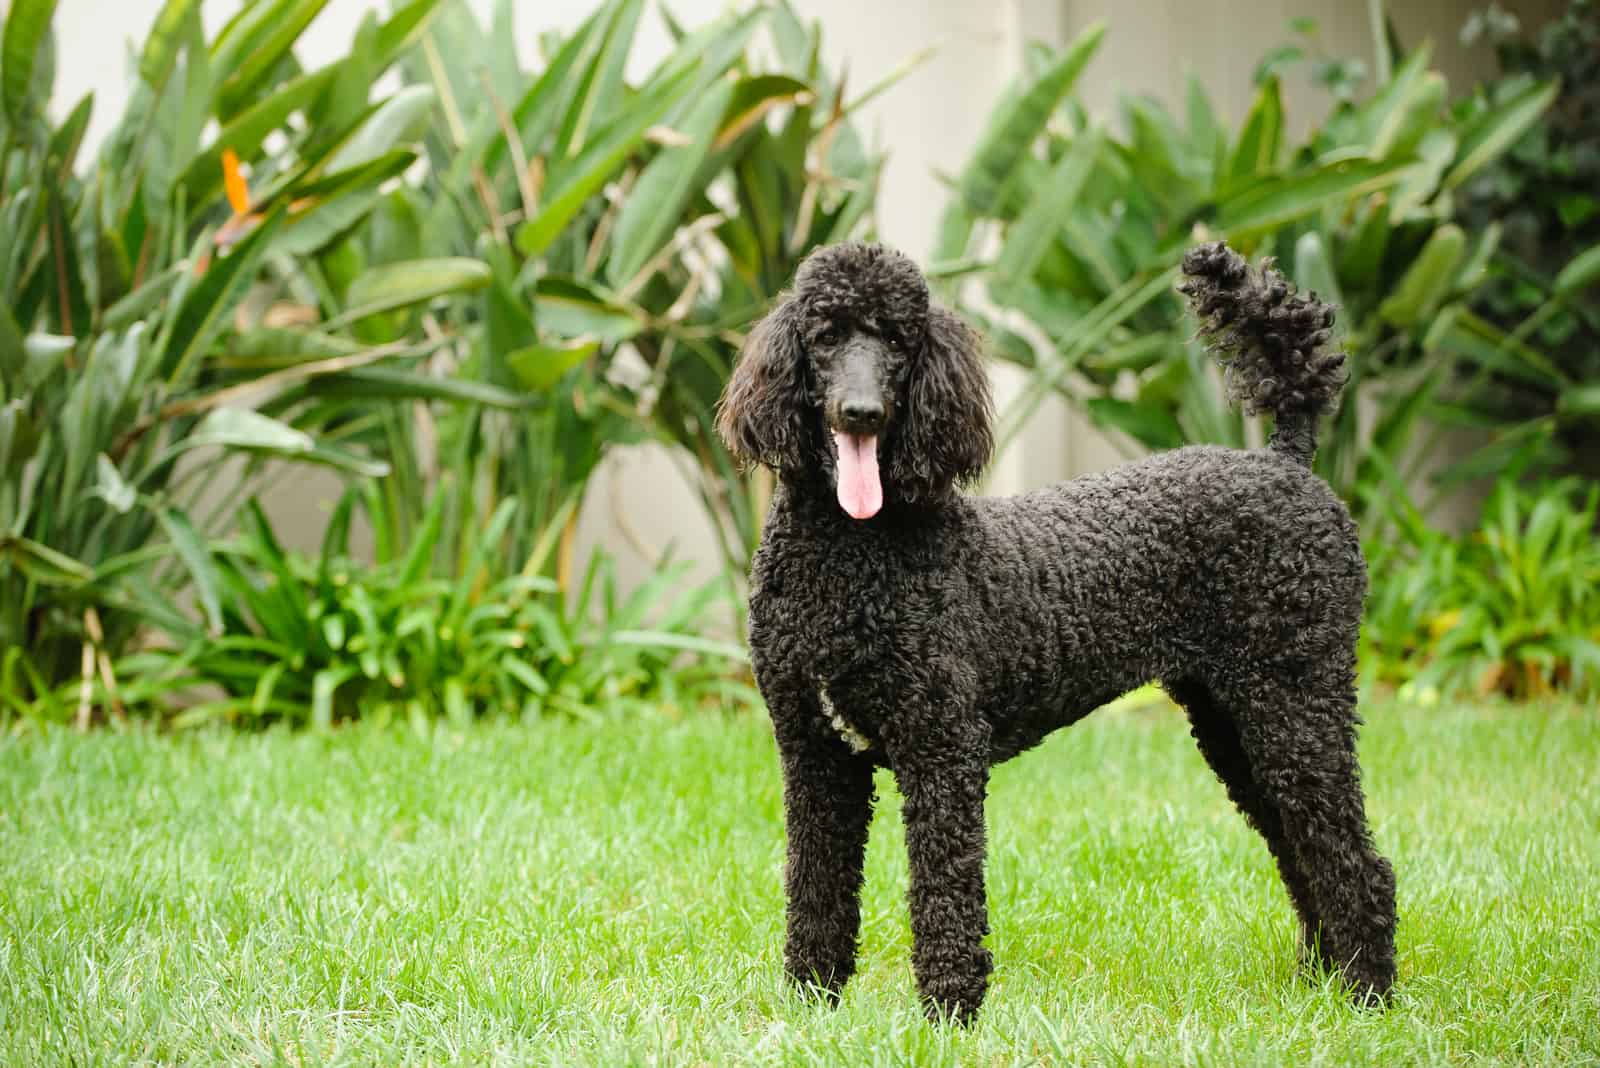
[1223,669,1398,1003]
[1164,675,1327,973]
[775,717,877,1001]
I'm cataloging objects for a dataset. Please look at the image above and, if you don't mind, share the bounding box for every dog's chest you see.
[750,523,953,751]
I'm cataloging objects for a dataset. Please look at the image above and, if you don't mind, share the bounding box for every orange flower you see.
[212,148,263,252]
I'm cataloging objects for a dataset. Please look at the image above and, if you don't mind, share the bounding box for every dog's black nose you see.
[841,399,884,428]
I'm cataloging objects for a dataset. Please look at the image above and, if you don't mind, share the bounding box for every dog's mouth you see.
[830,430,882,520]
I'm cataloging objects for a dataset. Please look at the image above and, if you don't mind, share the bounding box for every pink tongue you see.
[832,431,882,520]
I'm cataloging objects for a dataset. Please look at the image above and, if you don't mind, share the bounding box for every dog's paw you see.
[1343,963,1396,1010]
[784,963,851,1006]
[918,975,987,1027]
[1295,949,1395,1010]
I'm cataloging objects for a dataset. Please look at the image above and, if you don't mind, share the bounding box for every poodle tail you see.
[1177,240,1347,467]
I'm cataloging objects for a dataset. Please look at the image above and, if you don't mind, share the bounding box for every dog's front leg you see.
[776,717,876,1001]
[885,717,993,1025]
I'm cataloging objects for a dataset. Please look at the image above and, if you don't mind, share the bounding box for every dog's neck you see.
[774,471,957,531]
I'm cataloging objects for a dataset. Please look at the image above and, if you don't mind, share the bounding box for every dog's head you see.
[715,242,993,520]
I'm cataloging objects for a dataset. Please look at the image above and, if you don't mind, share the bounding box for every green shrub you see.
[1455,0,1600,480]
[0,0,507,706]
[314,0,889,583]
[1362,476,1600,700]
[2,0,877,723]
[940,14,1558,516]
[25,486,754,727]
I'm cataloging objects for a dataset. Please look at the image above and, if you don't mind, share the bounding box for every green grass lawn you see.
[2,698,1597,1066]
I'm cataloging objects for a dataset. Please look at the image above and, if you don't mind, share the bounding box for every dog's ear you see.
[888,304,994,502]
[716,295,812,472]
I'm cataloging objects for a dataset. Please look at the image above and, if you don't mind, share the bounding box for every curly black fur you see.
[1178,240,1349,466]
[719,240,1396,1025]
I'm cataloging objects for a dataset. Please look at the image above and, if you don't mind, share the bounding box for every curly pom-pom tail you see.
[1178,240,1348,467]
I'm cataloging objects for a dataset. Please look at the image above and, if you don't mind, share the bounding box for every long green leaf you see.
[160,207,286,384]
[1218,160,1407,237]
[609,630,749,662]
[1422,306,1564,388]
[506,341,598,391]
[183,406,314,453]
[1378,223,1465,327]
[534,277,643,342]
[215,0,332,119]
[373,0,447,63]
[137,0,200,98]
[320,85,436,175]
[1356,41,1434,155]
[1,0,57,130]
[515,61,698,258]
[1442,79,1558,191]
[157,507,223,635]
[1554,243,1600,296]
[1225,76,1283,185]
[479,3,604,179]
[605,78,736,287]
[397,486,448,588]
[558,0,645,157]
[1293,231,1344,307]
[0,533,91,587]
[305,367,531,409]
[992,126,1102,286]
[956,21,1105,217]
[326,258,491,329]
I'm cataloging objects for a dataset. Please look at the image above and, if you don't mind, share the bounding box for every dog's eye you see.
[885,332,903,351]
[817,325,841,346]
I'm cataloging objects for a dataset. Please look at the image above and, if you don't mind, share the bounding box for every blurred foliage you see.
[1455,0,1600,479]
[4,0,1594,723]
[17,485,752,727]
[1,0,882,723]
[0,0,496,698]
[1362,475,1600,701]
[329,0,890,583]
[939,12,1564,519]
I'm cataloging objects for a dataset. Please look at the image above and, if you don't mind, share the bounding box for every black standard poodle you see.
[715,239,1397,1024]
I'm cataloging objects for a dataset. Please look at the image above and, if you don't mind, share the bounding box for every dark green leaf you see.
[160,207,287,383]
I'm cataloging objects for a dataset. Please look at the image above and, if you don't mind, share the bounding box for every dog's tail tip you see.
[1178,240,1347,467]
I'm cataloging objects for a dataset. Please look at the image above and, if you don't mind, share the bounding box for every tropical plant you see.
[1362,475,1600,700]
[335,0,893,583]
[0,0,539,710]
[18,483,753,727]
[1453,0,1600,480]
[938,14,1558,518]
